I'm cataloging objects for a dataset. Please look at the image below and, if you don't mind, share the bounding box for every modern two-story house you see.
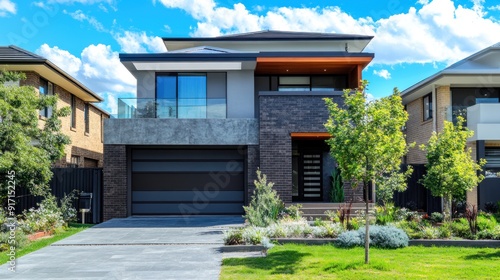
[103,31,374,220]
[402,43,500,210]
[0,45,109,168]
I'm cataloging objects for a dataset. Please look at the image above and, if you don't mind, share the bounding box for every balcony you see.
[467,103,500,141]
[106,97,258,145]
[117,98,226,119]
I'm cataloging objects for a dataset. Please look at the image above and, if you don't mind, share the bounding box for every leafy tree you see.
[0,71,70,203]
[420,117,485,221]
[324,80,412,264]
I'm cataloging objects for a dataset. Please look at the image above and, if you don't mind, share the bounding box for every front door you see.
[292,141,324,201]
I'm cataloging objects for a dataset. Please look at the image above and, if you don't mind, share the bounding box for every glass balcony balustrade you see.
[117,98,226,119]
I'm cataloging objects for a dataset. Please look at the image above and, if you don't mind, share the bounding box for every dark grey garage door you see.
[131,148,245,215]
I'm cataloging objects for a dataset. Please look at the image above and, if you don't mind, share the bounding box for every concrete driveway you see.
[0,216,244,280]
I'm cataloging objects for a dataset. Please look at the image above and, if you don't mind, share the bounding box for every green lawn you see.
[221,244,500,280]
[0,223,93,265]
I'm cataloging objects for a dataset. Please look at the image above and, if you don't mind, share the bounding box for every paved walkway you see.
[0,216,244,280]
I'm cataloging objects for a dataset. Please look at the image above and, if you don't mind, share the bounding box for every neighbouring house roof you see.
[0,45,103,103]
[165,30,374,41]
[401,42,500,104]
[161,30,374,53]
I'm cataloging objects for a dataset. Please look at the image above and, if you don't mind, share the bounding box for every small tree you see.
[420,117,485,221]
[243,169,284,227]
[324,81,411,264]
[0,71,70,203]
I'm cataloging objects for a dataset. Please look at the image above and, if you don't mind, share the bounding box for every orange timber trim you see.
[290,132,331,139]
[256,57,373,65]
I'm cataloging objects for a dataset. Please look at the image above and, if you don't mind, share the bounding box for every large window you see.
[423,93,433,121]
[278,75,346,92]
[39,79,53,118]
[485,148,500,178]
[156,73,226,119]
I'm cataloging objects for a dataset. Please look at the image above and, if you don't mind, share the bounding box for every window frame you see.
[39,79,54,118]
[84,103,89,134]
[423,93,433,121]
[276,75,347,92]
[71,95,77,128]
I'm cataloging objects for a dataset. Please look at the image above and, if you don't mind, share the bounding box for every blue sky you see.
[1,0,500,114]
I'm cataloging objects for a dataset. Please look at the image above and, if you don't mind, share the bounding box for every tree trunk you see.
[443,194,452,221]
[364,182,370,264]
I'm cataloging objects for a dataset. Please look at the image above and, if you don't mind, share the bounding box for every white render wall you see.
[227,70,255,118]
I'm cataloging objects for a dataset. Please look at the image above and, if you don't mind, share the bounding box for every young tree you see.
[0,71,70,203]
[324,80,411,264]
[420,117,485,221]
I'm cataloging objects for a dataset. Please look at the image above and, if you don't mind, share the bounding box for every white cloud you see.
[46,0,112,4]
[0,0,16,16]
[488,5,500,11]
[37,44,82,77]
[373,69,392,79]
[35,44,136,115]
[64,9,107,32]
[114,31,165,53]
[157,0,500,66]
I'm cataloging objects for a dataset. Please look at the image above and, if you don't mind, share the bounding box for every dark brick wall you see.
[246,145,260,201]
[259,94,344,202]
[103,145,127,220]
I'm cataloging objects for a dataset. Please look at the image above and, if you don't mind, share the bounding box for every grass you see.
[221,244,500,280]
[0,223,93,265]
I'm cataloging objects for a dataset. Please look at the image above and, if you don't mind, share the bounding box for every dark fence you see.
[15,168,103,224]
[393,164,442,214]
[478,178,500,210]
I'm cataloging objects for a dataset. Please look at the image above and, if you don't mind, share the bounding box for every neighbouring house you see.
[103,30,374,220]
[402,42,500,211]
[0,45,109,168]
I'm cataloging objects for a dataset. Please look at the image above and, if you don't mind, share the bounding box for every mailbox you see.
[79,192,92,224]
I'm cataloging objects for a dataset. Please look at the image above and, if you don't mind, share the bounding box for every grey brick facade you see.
[258,93,344,202]
[103,145,127,220]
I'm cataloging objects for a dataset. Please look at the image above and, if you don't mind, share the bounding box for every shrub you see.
[484,201,499,214]
[242,227,267,245]
[60,191,78,223]
[394,208,420,222]
[438,222,452,239]
[336,226,408,249]
[406,201,418,211]
[477,213,497,232]
[375,203,396,225]
[336,230,363,248]
[368,225,409,248]
[244,169,284,227]
[329,167,344,202]
[324,210,339,223]
[420,226,439,239]
[313,218,327,227]
[430,212,444,223]
[477,225,500,240]
[451,218,472,239]
[223,228,244,245]
[280,204,302,221]
[465,204,478,235]
[0,229,28,252]
[20,196,65,234]
[321,223,344,238]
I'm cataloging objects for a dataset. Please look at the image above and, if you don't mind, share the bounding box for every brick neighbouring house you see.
[0,45,109,168]
[103,30,374,220]
[402,42,500,210]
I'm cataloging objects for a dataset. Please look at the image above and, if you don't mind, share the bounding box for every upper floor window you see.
[84,103,89,134]
[39,78,53,118]
[154,73,226,119]
[278,75,346,92]
[71,95,77,128]
[423,93,432,121]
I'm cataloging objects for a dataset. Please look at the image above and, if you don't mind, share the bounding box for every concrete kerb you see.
[221,238,500,251]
